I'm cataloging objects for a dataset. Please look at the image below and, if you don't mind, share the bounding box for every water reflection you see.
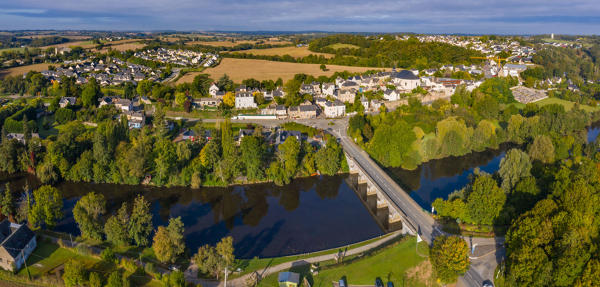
[0,173,383,258]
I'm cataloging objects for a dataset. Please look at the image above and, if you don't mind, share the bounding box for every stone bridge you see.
[345,153,417,236]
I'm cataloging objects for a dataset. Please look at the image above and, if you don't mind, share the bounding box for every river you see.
[2,124,599,258]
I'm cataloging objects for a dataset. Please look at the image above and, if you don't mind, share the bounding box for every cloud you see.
[0,0,599,34]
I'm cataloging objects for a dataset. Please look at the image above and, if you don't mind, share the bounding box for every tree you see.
[88,272,102,287]
[63,259,86,287]
[368,121,418,168]
[528,135,555,163]
[240,136,265,181]
[73,192,106,240]
[28,185,63,229]
[153,139,177,185]
[106,271,123,287]
[136,80,153,97]
[276,136,301,182]
[1,183,15,218]
[315,137,342,175]
[216,74,234,92]
[128,195,153,246]
[192,74,213,96]
[216,236,235,268]
[199,140,221,170]
[192,236,235,279]
[498,149,532,192]
[81,78,101,108]
[105,203,130,246]
[466,174,506,225]
[430,235,470,283]
[152,217,185,264]
[223,92,235,108]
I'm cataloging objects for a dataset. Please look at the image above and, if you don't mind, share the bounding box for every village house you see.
[322,83,336,96]
[6,133,40,144]
[278,272,300,287]
[336,89,356,103]
[324,100,346,118]
[0,220,37,272]
[288,102,317,119]
[59,97,77,108]
[123,110,145,129]
[235,92,257,109]
[390,70,420,91]
[501,64,527,77]
[360,96,369,110]
[193,98,221,109]
[209,83,219,97]
[383,89,399,101]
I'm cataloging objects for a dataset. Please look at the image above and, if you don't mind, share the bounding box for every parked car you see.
[375,278,384,287]
[387,282,394,287]
[339,278,346,287]
[482,280,494,287]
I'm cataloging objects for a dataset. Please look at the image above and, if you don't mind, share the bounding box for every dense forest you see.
[225,34,484,69]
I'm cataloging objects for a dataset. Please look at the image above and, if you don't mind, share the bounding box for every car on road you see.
[375,278,384,287]
[482,280,494,287]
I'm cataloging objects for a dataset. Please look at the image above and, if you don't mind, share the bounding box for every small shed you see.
[278,271,300,287]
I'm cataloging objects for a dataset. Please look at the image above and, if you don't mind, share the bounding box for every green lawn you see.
[234,233,393,278]
[257,237,431,287]
[535,97,599,112]
[326,43,360,50]
[18,241,162,286]
[18,241,99,278]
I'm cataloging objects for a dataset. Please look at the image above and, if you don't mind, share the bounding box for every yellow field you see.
[187,40,292,47]
[178,58,387,83]
[98,41,146,52]
[0,63,57,79]
[327,43,360,49]
[42,40,96,49]
[228,46,334,58]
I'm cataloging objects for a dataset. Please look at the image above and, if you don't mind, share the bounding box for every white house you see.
[209,83,219,97]
[324,100,346,118]
[322,83,336,96]
[235,92,257,109]
[59,97,76,108]
[391,70,420,91]
[501,64,527,77]
[383,89,399,101]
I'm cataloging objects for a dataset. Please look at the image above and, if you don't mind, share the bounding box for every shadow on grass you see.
[26,242,59,267]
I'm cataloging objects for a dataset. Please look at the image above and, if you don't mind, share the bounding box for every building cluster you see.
[96,95,150,129]
[210,70,489,120]
[38,58,159,86]
[134,48,219,67]
[411,35,536,60]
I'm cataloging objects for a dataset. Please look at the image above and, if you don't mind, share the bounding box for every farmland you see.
[42,40,97,49]
[327,43,361,49]
[186,39,292,47]
[0,63,57,79]
[178,58,387,83]
[227,46,334,58]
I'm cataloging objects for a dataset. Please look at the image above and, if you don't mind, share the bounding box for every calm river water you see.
[2,124,599,258]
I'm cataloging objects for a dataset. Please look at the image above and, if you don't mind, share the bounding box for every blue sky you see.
[1,0,599,34]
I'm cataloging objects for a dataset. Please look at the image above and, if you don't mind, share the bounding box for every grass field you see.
[234,233,393,278]
[326,43,360,49]
[185,58,387,83]
[257,237,432,287]
[98,42,146,52]
[0,63,57,79]
[535,97,600,112]
[228,46,334,58]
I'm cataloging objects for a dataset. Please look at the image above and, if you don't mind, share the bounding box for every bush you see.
[101,248,117,263]
[121,258,139,274]
[144,262,157,276]
[75,244,91,256]
[55,108,76,124]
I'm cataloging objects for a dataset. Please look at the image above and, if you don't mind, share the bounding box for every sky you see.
[1,0,599,34]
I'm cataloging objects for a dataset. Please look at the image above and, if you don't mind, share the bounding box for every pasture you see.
[179,58,387,83]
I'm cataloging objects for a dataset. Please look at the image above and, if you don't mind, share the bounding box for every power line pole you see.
[224,266,228,287]
[21,248,31,280]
